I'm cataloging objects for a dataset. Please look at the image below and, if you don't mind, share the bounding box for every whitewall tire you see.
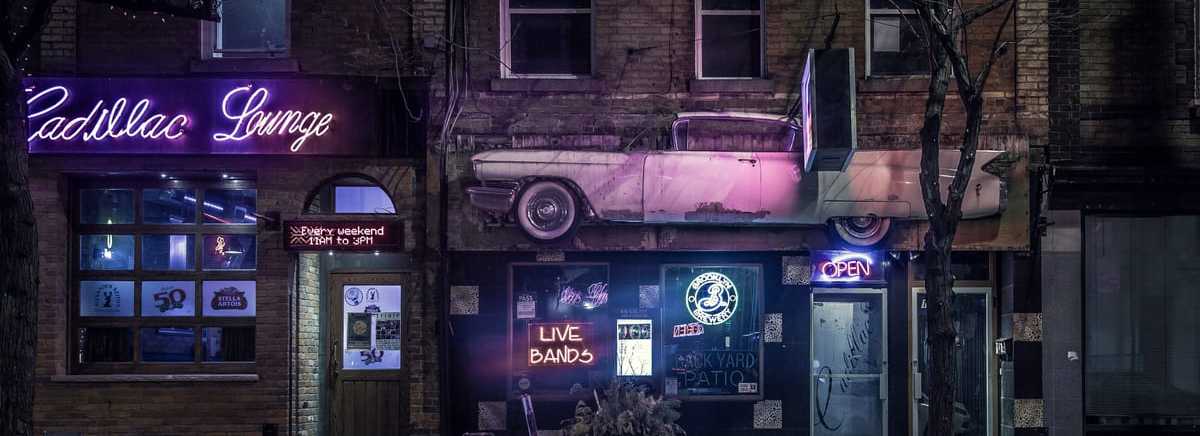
[831,216,892,248]
[515,180,579,243]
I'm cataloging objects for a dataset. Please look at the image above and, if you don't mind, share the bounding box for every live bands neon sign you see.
[812,251,882,282]
[24,77,378,155]
[528,323,595,366]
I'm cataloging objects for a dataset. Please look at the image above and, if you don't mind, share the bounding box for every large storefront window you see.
[662,264,763,398]
[1086,216,1200,422]
[510,263,610,398]
[72,180,257,373]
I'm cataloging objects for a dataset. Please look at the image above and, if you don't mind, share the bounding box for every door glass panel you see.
[813,297,883,374]
[812,376,884,436]
[812,291,886,436]
[915,291,989,436]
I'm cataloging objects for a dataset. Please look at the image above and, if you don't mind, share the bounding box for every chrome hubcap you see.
[526,191,570,232]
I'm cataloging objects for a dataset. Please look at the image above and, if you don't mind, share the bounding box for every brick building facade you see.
[22,0,1055,435]
[1040,1,1200,435]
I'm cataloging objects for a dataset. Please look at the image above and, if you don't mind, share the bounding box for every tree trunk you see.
[0,49,40,436]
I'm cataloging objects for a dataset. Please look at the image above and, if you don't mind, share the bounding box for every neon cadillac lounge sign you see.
[23,77,382,155]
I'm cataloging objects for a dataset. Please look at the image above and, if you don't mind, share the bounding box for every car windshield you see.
[674,117,798,152]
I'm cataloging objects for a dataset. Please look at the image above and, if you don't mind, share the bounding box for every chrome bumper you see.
[466,185,517,212]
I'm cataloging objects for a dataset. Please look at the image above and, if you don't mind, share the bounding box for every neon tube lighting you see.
[212,85,334,152]
[26,86,188,142]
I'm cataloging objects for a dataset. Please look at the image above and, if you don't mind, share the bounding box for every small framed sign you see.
[285,221,403,251]
[202,281,256,317]
[80,280,134,317]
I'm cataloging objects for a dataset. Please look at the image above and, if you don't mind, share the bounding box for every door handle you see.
[738,158,758,165]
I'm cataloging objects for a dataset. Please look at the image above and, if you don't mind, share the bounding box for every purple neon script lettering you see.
[26,85,188,142]
[212,85,334,152]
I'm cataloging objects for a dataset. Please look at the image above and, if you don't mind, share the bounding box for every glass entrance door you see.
[811,288,888,436]
[911,287,993,436]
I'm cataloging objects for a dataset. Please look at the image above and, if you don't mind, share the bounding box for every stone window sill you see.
[190,57,300,73]
[688,79,774,94]
[490,78,607,93]
[51,374,259,383]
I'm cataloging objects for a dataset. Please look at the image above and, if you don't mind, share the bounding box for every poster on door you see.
[342,285,403,370]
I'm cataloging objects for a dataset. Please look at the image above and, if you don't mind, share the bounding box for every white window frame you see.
[200,0,291,59]
[499,0,594,78]
[694,0,766,79]
[865,0,919,76]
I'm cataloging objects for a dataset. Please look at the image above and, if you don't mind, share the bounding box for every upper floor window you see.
[501,0,593,77]
[206,0,289,58]
[695,0,764,79]
[866,0,925,75]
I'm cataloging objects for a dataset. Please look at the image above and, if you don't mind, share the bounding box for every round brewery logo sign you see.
[685,272,738,325]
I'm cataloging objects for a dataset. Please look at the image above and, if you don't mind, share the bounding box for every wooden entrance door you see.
[329,273,412,436]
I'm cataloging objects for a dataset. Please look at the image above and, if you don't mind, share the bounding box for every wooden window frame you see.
[200,0,292,59]
[70,178,258,375]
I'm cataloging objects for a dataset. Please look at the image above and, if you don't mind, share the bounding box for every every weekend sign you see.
[23,77,382,155]
[285,221,403,251]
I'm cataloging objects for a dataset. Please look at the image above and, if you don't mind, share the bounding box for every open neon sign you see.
[24,77,379,155]
[814,251,879,282]
[528,323,595,366]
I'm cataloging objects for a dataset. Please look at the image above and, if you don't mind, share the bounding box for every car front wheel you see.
[515,180,580,243]
[830,216,892,247]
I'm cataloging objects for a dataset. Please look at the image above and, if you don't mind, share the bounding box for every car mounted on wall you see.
[465,112,1009,247]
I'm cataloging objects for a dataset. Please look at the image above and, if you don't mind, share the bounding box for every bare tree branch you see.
[974,0,1015,90]
[954,0,1011,30]
[5,0,54,64]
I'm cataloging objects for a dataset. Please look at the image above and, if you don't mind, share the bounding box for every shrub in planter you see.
[560,381,686,436]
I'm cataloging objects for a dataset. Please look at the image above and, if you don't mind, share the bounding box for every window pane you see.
[203,327,256,362]
[80,234,134,270]
[701,15,761,78]
[142,234,196,271]
[510,13,591,75]
[334,186,396,214]
[143,189,196,224]
[812,296,884,375]
[78,327,132,363]
[870,0,913,9]
[140,327,196,363]
[702,0,760,10]
[662,265,762,396]
[203,234,257,270]
[218,0,287,51]
[685,118,793,152]
[1086,216,1200,419]
[870,15,926,75]
[202,189,257,224]
[80,281,135,317]
[141,281,196,317]
[510,0,589,8]
[80,189,133,224]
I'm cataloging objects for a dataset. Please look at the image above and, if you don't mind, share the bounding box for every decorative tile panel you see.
[753,400,783,429]
[451,285,480,315]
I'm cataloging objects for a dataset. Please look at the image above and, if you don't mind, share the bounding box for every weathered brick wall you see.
[45,0,419,76]
[297,252,321,436]
[29,157,437,435]
[1064,0,1199,164]
[447,0,1028,151]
